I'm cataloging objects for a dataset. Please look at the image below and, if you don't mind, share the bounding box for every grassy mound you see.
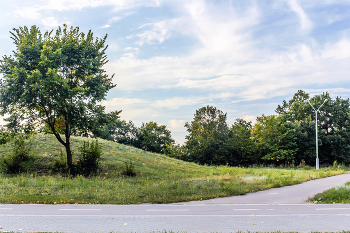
[0,134,346,204]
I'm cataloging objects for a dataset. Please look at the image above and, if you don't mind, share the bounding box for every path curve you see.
[178,173,350,205]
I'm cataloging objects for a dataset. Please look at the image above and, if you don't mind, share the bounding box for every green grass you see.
[0,134,346,204]
[309,181,350,204]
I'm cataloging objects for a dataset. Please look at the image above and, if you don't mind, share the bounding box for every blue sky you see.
[0,0,350,144]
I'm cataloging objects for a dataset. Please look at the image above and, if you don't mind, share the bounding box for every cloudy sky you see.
[0,0,350,144]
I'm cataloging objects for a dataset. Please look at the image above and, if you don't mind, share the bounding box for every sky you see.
[0,0,350,144]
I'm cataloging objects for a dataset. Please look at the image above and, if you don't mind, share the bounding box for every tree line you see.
[93,90,350,167]
[166,90,350,166]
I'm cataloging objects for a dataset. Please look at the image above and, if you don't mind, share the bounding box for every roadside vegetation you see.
[309,181,350,204]
[0,134,346,205]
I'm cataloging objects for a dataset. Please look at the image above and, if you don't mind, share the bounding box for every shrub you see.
[122,161,136,177]
[77,139,102,176]
[3,136,33,174]
[51,150,69,174]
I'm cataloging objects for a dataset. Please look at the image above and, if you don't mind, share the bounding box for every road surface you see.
[1,173,350,232]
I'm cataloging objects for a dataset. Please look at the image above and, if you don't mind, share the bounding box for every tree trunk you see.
[65,140,73,169]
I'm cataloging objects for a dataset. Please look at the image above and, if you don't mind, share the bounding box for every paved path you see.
[1,174,350,232]
[182,173,350,205]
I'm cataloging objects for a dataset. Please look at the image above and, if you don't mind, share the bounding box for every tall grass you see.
[0,134,346,204]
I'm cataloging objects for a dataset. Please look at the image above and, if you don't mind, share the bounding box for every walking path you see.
[1,173,350,232]
[182,173,350,205]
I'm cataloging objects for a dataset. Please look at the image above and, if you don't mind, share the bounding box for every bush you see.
[51,150,69,174]
[3,136,33,174]
[122,161,136,177]
[77,139,102,176]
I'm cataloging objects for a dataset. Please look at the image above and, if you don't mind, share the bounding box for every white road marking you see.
[58,209,102,211]
[268,193,278,194]
[278,204,312,206]
[4,214,350,217]
[146,209,189,212]
[233,209,259,211]
[316,208,350,210]
[0,208,13,210]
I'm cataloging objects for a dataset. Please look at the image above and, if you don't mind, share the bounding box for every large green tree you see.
[0,25,116,169]
[251,114,298,164]
[229,118,256,166]
[184,105,232,165]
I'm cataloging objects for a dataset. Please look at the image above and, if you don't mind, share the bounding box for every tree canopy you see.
[184,105,232,165]
[0,25,116,169]
[139,121,174,154]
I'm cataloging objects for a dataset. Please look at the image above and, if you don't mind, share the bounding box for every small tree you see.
[0,25,115,170]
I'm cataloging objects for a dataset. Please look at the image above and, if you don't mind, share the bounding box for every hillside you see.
[0,134,345,204]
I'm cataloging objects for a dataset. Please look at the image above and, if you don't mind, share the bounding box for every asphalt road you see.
[1,173,350,232]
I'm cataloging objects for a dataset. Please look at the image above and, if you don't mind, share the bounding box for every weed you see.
[122,161,137,177]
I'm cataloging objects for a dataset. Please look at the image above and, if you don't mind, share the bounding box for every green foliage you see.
[229,119,256,166]
[276,90,350,165]
[2,135,33,173]
[51,150,69,174]
[0,24,115,169]
[0,128,13,145]
[139,121,174,153]
[122,161,137,177]
[251,115,298,164]
[97,119,142,148]
[184,105,232,165]
[77,139,102,176]
[165,143,189,160]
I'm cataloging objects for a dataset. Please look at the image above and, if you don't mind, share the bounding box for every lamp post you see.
[307,99,328,170]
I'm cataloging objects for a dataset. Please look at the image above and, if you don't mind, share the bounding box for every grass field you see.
[309,181,350,204]
[0,134,346,204]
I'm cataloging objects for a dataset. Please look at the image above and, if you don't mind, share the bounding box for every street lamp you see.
[307,99,328,170]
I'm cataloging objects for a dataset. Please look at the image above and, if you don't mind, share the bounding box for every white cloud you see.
[322,39,350,60]
[41,17,69,27]
[102,97,147,109]
[101,12,135,28]
[136,18,185,45]
[124,47,139,51]
[168,119,186,132]
[153,96,207,109]
[242,115,257,124]
[287,0,313,30]
[13,7,41,19]
[12,0,161,19]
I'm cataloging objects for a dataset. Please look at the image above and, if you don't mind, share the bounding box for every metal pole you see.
[307,99,327,171]
[315,111,319,170]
